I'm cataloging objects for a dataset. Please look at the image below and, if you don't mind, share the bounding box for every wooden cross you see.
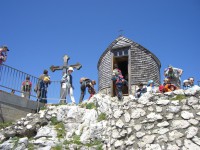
[50,55,82,75]
[50,55,82,104]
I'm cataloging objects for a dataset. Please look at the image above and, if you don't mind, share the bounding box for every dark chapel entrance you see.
[111,48,129,97]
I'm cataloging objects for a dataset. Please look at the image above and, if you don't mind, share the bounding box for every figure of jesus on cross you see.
[50,55,82,104]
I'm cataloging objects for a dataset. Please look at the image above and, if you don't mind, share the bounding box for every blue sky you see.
[1,0,200,104]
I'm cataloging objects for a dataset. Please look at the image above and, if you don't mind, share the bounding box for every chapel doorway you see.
[112,56,129,97]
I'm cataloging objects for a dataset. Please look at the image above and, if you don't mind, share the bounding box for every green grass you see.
[86,103,96,109]
[170,94,186,100]
[97,113,107,122]
[50,117,60,125]
[85,139,102,147]
[64,135,81,145]
[50,117,66,139]
[0,122,12,129]
[27,143,34,150]
[51,144,63,150]
[55,122,66,139]
[11,137,19,150]
[64,135,102,149]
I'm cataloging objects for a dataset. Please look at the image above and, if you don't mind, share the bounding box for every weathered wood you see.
[98,36,161,93]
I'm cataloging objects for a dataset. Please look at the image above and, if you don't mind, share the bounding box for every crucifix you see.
[50,55,82,104]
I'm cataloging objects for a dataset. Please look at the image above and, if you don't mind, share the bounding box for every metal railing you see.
[0,64,61,103]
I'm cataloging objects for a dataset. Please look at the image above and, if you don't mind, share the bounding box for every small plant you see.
[39,106,47,110]
[97,113,107,122]
[0,122,12,129]
[79,103,87,108]
[86,103,96,109]
[11,136,19,150]
[51,144,62,150]
[27,142,34,150]
[73,135,82,145]
[55,122,66,139]
[50,117,66,139]
[50,117,59,125]
[170,94,186,100]
[63,135,82,145]
[85,139,102,147]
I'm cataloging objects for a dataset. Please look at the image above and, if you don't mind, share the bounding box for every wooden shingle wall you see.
[130,45,160,86]
[98,36,161,94]
[98,51,112,91]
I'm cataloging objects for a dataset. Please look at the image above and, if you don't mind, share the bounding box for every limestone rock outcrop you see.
[1,88,200,149]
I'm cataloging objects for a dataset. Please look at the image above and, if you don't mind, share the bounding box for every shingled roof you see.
[97,36,161,69]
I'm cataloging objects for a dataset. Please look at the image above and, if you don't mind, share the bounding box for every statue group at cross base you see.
[49,55,96,105]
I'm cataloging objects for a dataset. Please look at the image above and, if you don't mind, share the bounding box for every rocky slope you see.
[1,87,200,150]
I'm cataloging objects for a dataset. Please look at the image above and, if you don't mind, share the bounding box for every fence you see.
[0,64,61,103]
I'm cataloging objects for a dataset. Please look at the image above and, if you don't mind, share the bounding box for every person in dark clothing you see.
[35,69,51,101]
[135,83,147,98]
[79,78,96,103]
[38,76,50,104]
[111,74,128,101]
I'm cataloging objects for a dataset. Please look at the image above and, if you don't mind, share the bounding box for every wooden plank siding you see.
[97,36,161,94]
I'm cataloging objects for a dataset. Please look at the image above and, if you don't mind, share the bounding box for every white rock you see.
[125,139,134,146]
[181,111,194,120]
[181,105,191,110]
[131,108,146,119]
[171,100,180,106]
[167,144,180,150]
[113,110,123,119]
[124,111,131,123]
[136,132,145,138]
[26,125,33,129]
[187,97,199,106]
[148,106,154,112]
[166,113,174,120]
[147,112,163,122]
[156,135,168,142]
[192,136,200,146]
[112,129,120,139]
[167,106,181,113]
[188,119,199,125]
[184,139,200,150]
[157,121,169,127]
[134,124,142,131]
[116,119,124,128]
[173,89,185,95]
[152,128,169,135]
[120,130,127,137]
[169,130,184,141]
[156,106,162,112]
[127,127,132,135]
[171,120,190,130]
[186,126,198,139]
[114,140,123,148]
[35,126,57,139]
[142,135,156,144]
[145,144,162,150]
[156,99,170,105]
[176,139,182,147]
